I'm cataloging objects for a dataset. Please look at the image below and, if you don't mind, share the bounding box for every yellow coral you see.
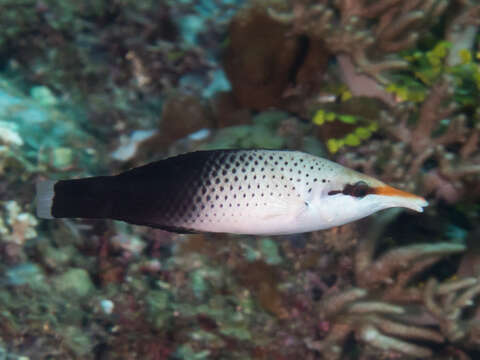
[313,110,378,153]
[344,133,361,146]
[313,110,336,125]
[404,41,452,86]
[355,127,371,140]
[426,41,451,67]
[386,84,426,102]
[340,89,352,101]
[313,110,326,125]
[338,114,356,124]
[326,124,377,153]
[327,138,343,154]
[459,49,472,64]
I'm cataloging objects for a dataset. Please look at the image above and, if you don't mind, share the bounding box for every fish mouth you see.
[373,185,429,212]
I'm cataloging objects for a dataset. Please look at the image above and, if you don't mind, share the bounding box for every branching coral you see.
[310,98,381,153]
[231,0,480,204]
[268,0,449,83]
[338,74,480,202]
[305,212,479,359]
[263,0,480,108]
[424,277,480,345]
[307,287,445,358]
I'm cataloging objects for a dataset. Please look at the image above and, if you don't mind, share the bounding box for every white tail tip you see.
[36,180,56,219]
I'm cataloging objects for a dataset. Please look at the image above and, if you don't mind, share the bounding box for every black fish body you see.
[36,149,427,235]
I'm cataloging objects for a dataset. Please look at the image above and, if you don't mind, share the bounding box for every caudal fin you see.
[35,176,116,220]
[36,180,56,219]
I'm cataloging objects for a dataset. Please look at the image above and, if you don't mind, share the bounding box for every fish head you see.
[309,165,428,228]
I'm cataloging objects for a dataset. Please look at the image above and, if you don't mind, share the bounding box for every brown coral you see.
[268,0,448,83]
[338,75,480,203]
[224,4,329,110]
[305,212,479,359]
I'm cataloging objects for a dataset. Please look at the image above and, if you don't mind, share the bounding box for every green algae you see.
[202,110,289,149]
[53,268,95,298]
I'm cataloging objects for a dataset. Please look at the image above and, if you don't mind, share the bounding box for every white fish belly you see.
[173,150,333,234]
[184,194,306,235]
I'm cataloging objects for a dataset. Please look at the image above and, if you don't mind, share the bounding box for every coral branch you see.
[358,324,433,358]
[360,243,465,288]
[318,287,367,317]
[311,224,473,358]
[348,301,404,315]
[371,317,444,343]
[267,0,448,85]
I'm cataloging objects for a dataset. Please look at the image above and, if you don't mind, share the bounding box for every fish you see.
[36,149,428,235]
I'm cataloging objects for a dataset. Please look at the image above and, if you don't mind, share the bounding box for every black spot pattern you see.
[77,149,343,233]
[106,150,224,230]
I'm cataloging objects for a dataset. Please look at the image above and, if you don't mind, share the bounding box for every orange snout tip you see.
[375,185,422,199]
[374,185,429,211]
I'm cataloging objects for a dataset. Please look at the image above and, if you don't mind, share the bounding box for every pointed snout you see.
[373,185,428,212]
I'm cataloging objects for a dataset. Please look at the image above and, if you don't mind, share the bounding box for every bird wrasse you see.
[36,149,428,235]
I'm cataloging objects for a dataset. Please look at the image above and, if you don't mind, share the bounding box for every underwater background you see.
[0,0,480,359]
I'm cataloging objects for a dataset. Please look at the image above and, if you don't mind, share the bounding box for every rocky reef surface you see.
[0,0,479,359]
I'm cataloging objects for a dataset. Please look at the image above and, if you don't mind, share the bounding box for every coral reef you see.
[0,0,241,149]
[260,0,480,203]
[305,212,475,359]
[310,97,382,153]
[222,1,480,205]
[269,0,450,80]
[0,201,38,247]
[340,75,480,203]
[1,0,480,359]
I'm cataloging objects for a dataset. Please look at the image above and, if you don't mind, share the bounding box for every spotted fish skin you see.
[36,149,428,235]
[122,149,341,234]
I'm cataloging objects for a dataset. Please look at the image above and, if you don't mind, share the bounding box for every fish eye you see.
[345,181,371,198]
[327,181,372,198]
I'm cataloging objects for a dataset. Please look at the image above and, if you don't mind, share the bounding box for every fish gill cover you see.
[0,0,479,359]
